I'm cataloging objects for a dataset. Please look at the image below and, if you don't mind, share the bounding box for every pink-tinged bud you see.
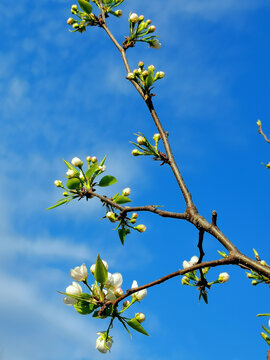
[146,19,151,25]
[123,300,130,307]
[138,61,144,68]
[142,70,148,77]
[148,65,155,72]
[148,25,156,33]
[122,187,131,196]
[135,224,146,233]
[126,72,135,80]
[67,17,75,25]
[129,13,139,23]
[218,272,230,283]
[129,218,137,224]
[131,212,138,219]
[137,136,146,145]
[86,156,92,162]
[138,15,144,21]
[135,312,146,323]
[91,156,97,163]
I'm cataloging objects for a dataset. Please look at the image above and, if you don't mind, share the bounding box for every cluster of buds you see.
[126,62,165,99]
[48,155,117,210]
[181,255,230,304]
[62,255,148,353]
[131,132,168,164]
[67,3,99,33]
[104,188,146,245]
[91,0,124,17]
[246,249,270,286]
[123,13,161,50]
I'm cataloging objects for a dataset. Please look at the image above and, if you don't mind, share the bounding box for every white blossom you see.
[149,39,162,49]
[63,281,82,305]
[96,333,113,354]
[218,272,230,283]
[131,280,147,301]
[71,157,83,167]
[70,263,88,282]
[54,180,63,187]
[122,187,131,196]
[182,256,199,269]
[66,169,76,178]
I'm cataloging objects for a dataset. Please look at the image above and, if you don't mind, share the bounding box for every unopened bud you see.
[153,133,161,142]
[135,224,146,233]
[106,211,118,223]
[86,156,92,162]
[181,276,190,285]
[122,187,131,196]
[114,288,123,297]
[146,19,151,25]
[148,25,156,33]
[142,70,148,77]
[130,218,137,224]
[54,180,63,187]
[72,23,79,29]
[123,300,130,307]
[71,157,83,167]
[98,165,106,172]
[261,260,267,266]
[156,71,165,79]
[137,136,146,145]
[91,156,97,163]
[126,72,135,80]
[63,192,69,197]
[257,119,262,127]
[71,4,78,11]
[67,17,75,25]
[135,312,145,323]
[132,149,142,156]
[138,15,144,21]
[129,13,139,23]
[114,10,122,17]
[252,280,259,285]
[218,272,230,283]
[66,169,76,178]
[131,213,138,219]
[148,65,155,72]
[138,61,144,68]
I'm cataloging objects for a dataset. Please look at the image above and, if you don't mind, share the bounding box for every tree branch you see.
[258,123,270,143]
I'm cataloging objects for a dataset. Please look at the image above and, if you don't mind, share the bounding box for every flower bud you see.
[252,280,259,285]
[54,180,63,187]
[91,156,97,163]
[114,288,123,297]
[96,333,113,354]
[86,155,92,162]
[98,165,106,172]
[126,72,135,80]
[142,70,148,77]
[137,136,146,145]
[218,272,230,283]
[129,13,139,23]
[131,213,138,219]
[70,263,88,282]
[148,25,156,33]
[132,149,142,156]
[138,61,144,68]
[131,280,147,301]
[90,260,109,274]
[146,19,151,25]
[156,71,165,79]
[66,169,76,178]
[72,23,79,28]
[122,187,131,196]
[134,224,146,232]
[181,276,190,285]
[257,119,262,126]
[63,192,69,197]
[129,218,137,224]
[123,300,130,307]
[266,162,270,169]
[114,10,122,17]
[153,133,161,142]
[135,312,146,323]
[261,260,267,266]
[261,332,270,342]
[106,211,118,223]
[71,157,83,167]
[138,15,144,21]
[67,17,75,25]
[148,65,155,72]
[246,272,254,279]
[71,4,78,11]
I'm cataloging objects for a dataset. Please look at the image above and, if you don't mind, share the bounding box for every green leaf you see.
[62,159,79,174]
[74,294,97,315]
[93,305,113,319]
[99,155,107,167]
[46,198,71,210]
[98,175,117,187]
[85,162,99,179]
[262,326,270,336]
[118,228,131,246]
[257,314,270,317]
[126,318,149,336]
[114,195,131,204]
[66,178,81,190]
[78,0,93,13]
[94,254,108,284]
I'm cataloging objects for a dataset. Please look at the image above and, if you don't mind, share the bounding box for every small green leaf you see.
[98,175,117,187]
[94,254,108,284]
[262,326,270,336]
[78,0,93,13]
[257,314,270,317]
[63,159,79,174]
[114,195,131,204]
[118,228,131,245]
[126,318,149,336]
[74,294,97,315]
[99,155,107,167]
[46,198,71,210]
[85,162,99,179]
[66,178,81,190]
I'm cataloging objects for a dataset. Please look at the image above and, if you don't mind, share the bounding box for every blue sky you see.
[1,0,270,359]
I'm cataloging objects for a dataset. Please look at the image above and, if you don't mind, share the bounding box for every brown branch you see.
[212,210,217,226]
[98,0,106,24]
[113,256,236,307]
[87,189,187,219]
[258,123,270,143]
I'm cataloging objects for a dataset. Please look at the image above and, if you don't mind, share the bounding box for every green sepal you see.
[74,293,97,315]
[262,326,270,336]
[78,0,93,13]
[94,254,108,284]
[126,318,149,336]
[118,228,131,245]
[66,178,82,190]
[98,175,117,187]
[113,195,131,204]
[46,198,73,210]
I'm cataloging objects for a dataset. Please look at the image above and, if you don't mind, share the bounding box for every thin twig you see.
[258,123,270,143]
[98,0,106,24]
[212,210,217,226]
